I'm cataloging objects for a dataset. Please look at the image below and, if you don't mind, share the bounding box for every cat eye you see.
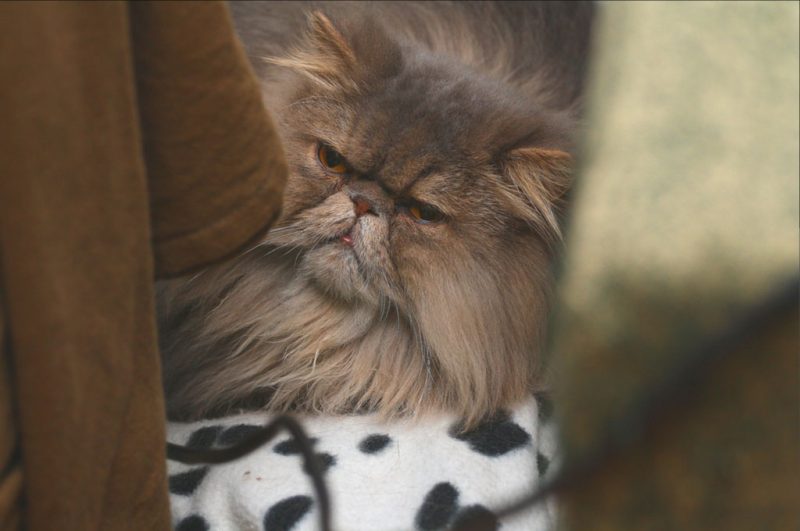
[317,144,348,174]
[406,202,445,224]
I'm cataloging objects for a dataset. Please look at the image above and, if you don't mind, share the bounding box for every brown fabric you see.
[130,2,286,277]
[0,300,21,531]
[0,2,286,530]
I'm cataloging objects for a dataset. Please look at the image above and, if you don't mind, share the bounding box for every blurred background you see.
[551,2,798,529]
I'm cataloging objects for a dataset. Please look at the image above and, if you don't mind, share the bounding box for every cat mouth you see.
[335,223,358,248]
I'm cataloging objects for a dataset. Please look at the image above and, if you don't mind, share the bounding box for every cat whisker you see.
[311,347,321,373]
[378,297,388,323]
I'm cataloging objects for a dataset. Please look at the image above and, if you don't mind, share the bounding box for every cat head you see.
[267,11,572,301]
[160,10,575,425]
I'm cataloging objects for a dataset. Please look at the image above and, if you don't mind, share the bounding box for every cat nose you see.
[346,181,386,216]
[352,196,376,217]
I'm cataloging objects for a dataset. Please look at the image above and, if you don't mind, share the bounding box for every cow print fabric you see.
[167,394,557,530]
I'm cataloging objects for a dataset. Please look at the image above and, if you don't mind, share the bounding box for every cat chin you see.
[296,213,399,306]
[301,241,376,304]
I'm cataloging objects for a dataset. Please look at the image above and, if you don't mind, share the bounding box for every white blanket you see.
[167,394,557,531]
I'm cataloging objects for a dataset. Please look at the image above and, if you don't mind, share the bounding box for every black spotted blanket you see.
[167,394,556,531]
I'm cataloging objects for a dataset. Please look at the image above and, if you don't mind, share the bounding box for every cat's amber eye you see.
[317,144,348,174]
[407,202,445,224]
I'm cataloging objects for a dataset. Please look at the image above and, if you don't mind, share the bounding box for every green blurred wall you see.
[553,2,799,529]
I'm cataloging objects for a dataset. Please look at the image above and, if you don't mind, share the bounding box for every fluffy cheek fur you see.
[394,221,552,412]
[288,182,552,420]
[158,187,552,427]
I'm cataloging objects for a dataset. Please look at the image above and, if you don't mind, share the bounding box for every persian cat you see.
[158,1,594,427]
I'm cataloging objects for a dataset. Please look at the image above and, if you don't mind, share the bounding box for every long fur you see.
[158,1,593,428]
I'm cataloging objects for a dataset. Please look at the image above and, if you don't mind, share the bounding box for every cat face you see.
[266,12,572,317]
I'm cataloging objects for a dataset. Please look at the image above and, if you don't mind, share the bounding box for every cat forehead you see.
[283,48,569,191]
[293,66,543,152]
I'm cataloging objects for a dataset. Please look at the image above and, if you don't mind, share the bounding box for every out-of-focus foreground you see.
[552,2,799,530]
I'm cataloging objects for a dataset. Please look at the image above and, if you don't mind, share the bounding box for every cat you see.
[157,1,594,428]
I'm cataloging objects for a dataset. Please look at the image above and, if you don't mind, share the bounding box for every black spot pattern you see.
[186,426,223,450]
[218,424,262,446]
[451,505,499,531]
[274,437,319,455]
[415,482,459,531]
[536,452,550,476]
[175,514,210,531]
[449,411,531,456]
[169,404,540,529]
[358,434,392,454]
[534,392,554,423]
[169,467,209,496]
[263,495,313,531]
[302,452,336,475]
[272,437,335,474]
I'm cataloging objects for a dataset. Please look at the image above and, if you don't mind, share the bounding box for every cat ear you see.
[498,147,572,241]
[268,11,401,92]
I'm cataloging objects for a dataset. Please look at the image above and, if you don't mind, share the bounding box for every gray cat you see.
[158,1,594,428]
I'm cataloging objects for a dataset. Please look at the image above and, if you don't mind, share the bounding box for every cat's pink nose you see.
[353,197,374,217]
